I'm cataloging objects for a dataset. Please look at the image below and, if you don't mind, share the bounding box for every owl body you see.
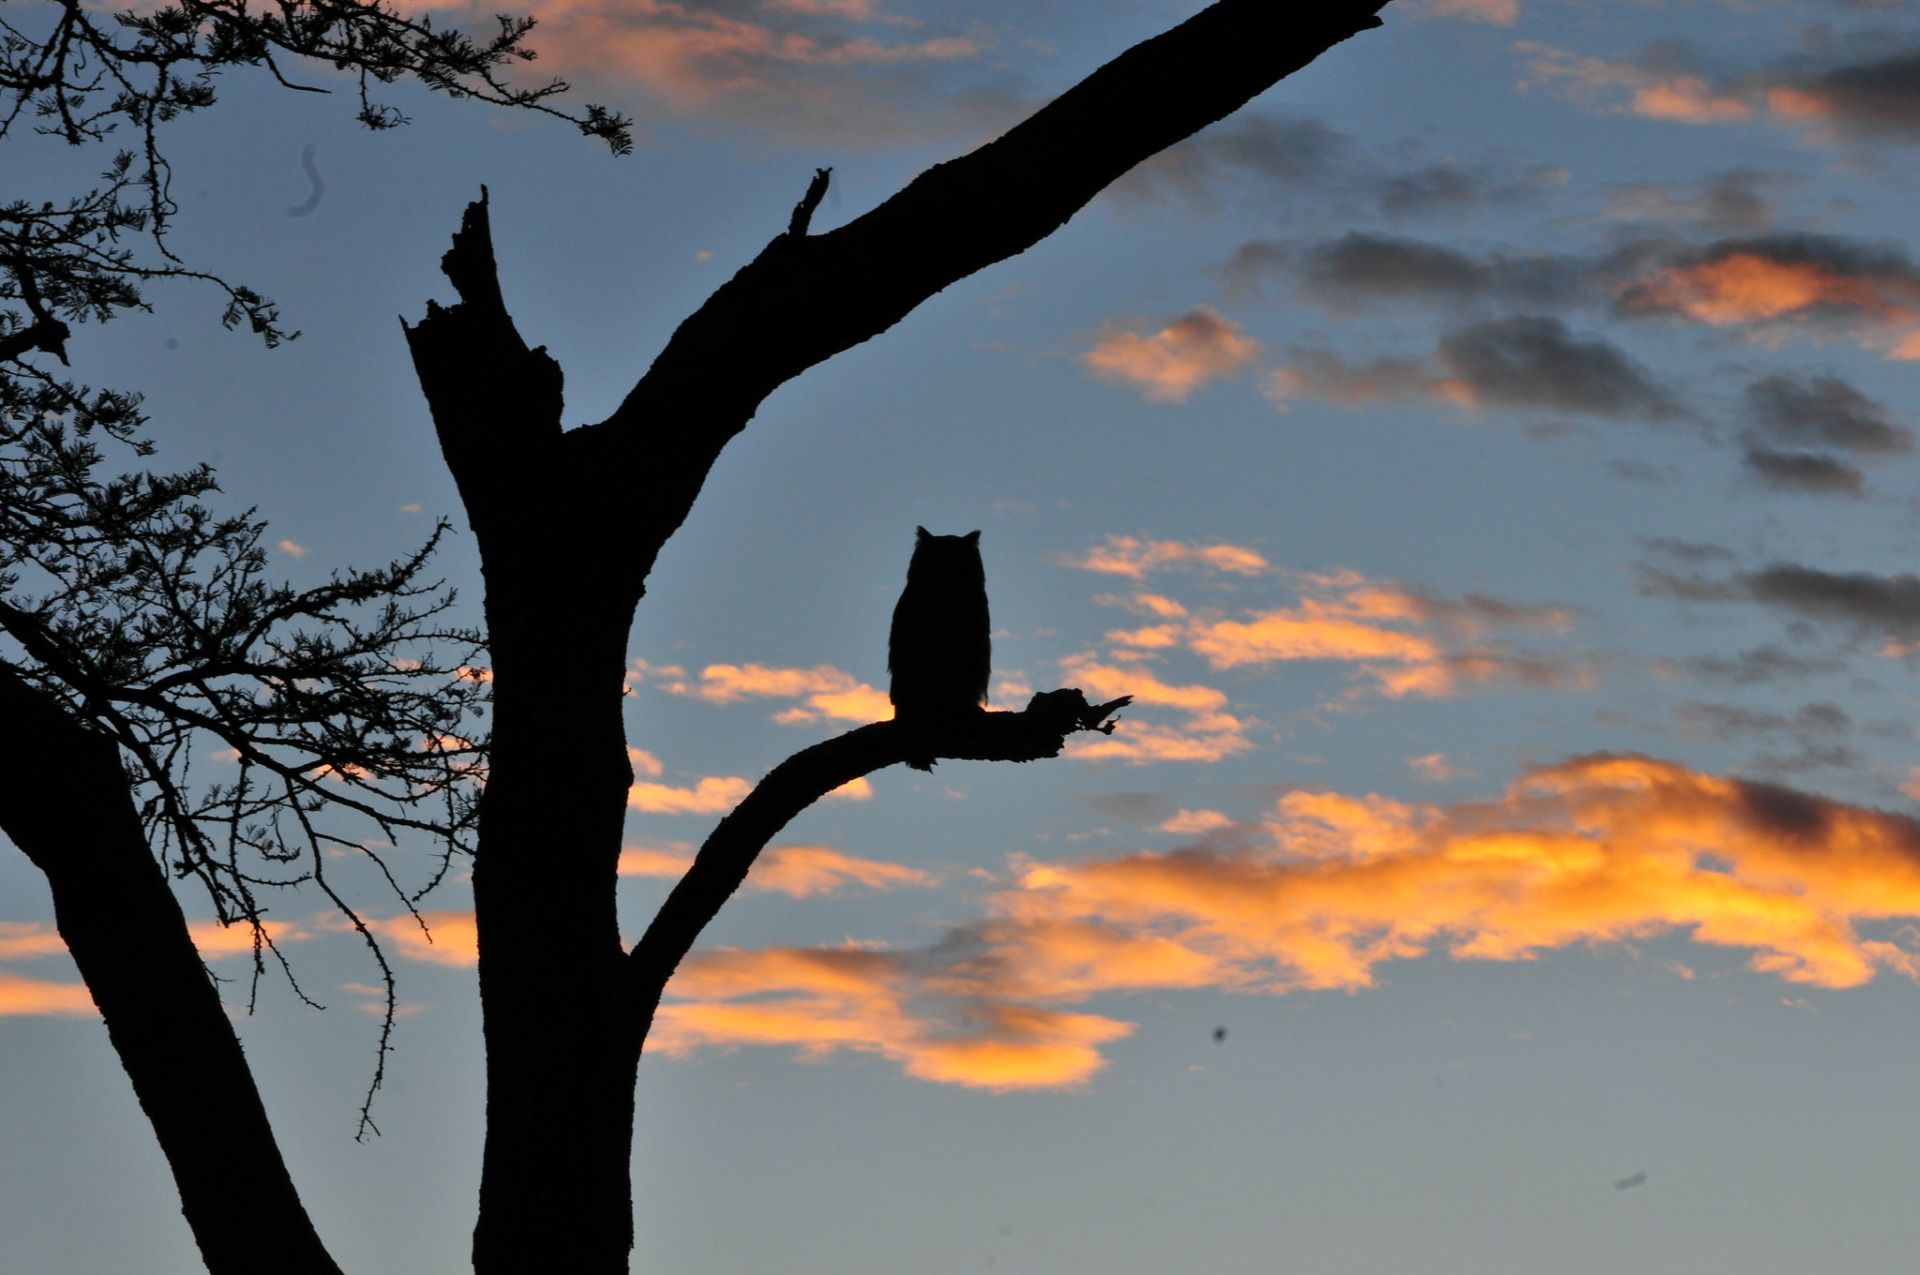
[888,527,990,722]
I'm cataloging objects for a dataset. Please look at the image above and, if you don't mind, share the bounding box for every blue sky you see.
[13,0,1920,1270]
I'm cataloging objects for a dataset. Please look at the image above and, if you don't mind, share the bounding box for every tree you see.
[3,0,1394,1271]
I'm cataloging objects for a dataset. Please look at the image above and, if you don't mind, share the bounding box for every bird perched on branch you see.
[889,527,990,768]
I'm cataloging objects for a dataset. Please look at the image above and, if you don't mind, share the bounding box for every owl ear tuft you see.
[916,526,932,540]
[963,530,981,544]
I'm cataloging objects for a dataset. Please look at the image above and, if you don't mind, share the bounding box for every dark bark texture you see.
[397,2,1390,1272]
[0,666,342,1275]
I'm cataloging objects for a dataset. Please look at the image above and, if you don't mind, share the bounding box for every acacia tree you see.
[4,0,1394,1272]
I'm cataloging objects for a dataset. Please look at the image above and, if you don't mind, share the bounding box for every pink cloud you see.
[1083,308,1262,403]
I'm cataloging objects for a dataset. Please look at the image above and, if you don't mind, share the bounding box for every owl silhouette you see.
[888,528,990,766]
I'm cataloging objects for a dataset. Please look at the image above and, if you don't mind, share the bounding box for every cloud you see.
[1160,809,1236,834]
[0,922,68,960]
[1256,232,1589,311]
[629,775,757,814]
[1408,752,1475,781]
[748,845,936,896]
[652,662,893,724]
[1268,317,1687,422]
[1083,308,1262,403]
[1423,0,1519,27]
[410,0,991,140]
[1062,535,1270,579]
[1765,46,1920,143]
[1640,560,1920,643]
[1741,447,1865,496]
[1520,42,1751,124]
[1617,234,1920,357]
[364,911,480,968]
[277,539,309,558]
[1603,170,1792,234]
[620,842,930,895]
[1112,568,1585,700]
[619,843,697,876]
[655,756,1920,1087]
[0,973,95,1016]
[652,945,1134,1090]
[1743,373,1912,455]
[1111,114,1352,207]
[1661,644,1844,685]
[186,918,312,959]
[1057,654,1255,765]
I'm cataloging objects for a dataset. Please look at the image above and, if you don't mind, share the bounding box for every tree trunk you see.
[0,667,343,1275]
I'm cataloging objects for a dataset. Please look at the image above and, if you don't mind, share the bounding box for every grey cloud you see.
[1284,233,1591,311]
[1668,645,1844,684]
[1744,563,1920,636]
[1743,373,1912,454]
[1613,232,1920,328]
[1771,45,1920,141]
[1645,559,1920,638]
[1639,537,1737,563]
[1370,159,1568,220]
[1741,447,1866,497]
[1437,316,1688,421]
[1675,700,1851,740]
[1602,170,1792,234]
[1113,114,1351,206]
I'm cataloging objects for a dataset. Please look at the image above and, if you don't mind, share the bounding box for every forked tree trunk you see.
[404,4,1391,1271]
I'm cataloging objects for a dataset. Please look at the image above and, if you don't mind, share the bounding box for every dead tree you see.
[396,3,1394,1271]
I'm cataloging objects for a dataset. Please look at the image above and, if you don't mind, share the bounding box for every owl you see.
[888,527,991,729]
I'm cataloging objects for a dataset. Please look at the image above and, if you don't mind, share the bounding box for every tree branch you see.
[572,0,1389,577]
[0,663,342,1275]
[625,690,1130,1025]
[400,188,566,546]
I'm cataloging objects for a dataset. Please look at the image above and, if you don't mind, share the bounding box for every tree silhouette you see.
[400,2,1391,1270]
[2,0,1393,1271]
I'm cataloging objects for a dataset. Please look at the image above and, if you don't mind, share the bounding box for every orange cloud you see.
[1057,653,1253,764]
[1083,308,1261,403]
[1124,569,1585,700]
[621,841,931,895]
[629,775,756,814]
[652,756,1920,1089]
[1425,0,1518,26]
[0,973,95,1016]
[364,911,480,968]
[1063,535,1271,579]
[1518,44,1751,125]
[654,662,893,724]
[619,844,697,877]
[0,922,68,960]
[750,845,936,897]
[653,945,1133,1090]
[187,918,311,959]
[1618,245,1920,357]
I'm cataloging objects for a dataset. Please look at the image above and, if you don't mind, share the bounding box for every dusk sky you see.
[14,0,1920,1271]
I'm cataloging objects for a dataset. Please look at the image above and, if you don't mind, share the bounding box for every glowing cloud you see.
[1063,535,1271,579]
[0,922,68,960]
[749,845,936,897]
[400,0,982,137]
[657,757,1920,1088]
[1083,307,1261,402]
[0,973,95,1016]
[364,911,480,968]
[652,945,1133,1090]
[653,662,893,724]
[1518,44,1750,125]
[629,775,756,814]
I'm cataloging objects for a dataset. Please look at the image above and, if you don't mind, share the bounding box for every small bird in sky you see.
[1213,1026,1227,1043]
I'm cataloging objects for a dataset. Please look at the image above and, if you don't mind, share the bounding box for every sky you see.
[13,0,1920,1270]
